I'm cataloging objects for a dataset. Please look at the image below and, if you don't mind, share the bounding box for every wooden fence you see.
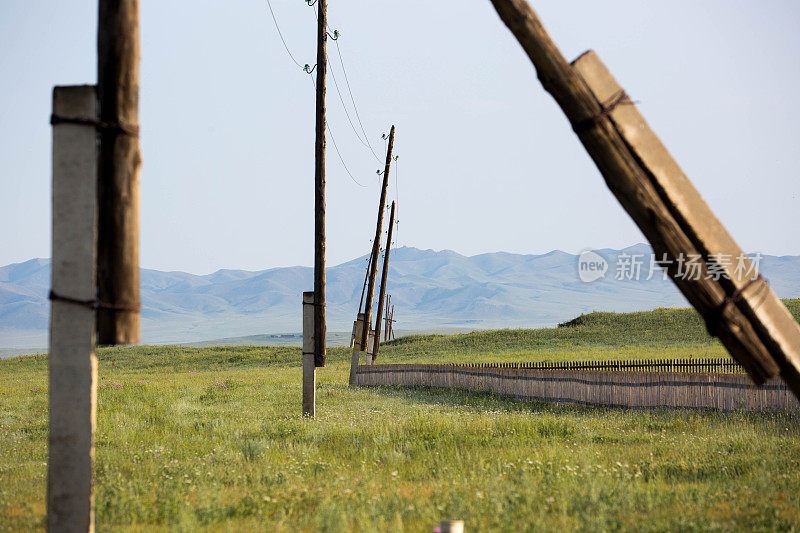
[434,358,746,374]
[354,360,799,412]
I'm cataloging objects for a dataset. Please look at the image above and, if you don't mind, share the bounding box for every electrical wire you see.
[309,75,367,188]
[266,0,383,191]
[329,60,371,151]
[266,0,368,189]
[302,1,400,315]
[265,0,304,69]
[327,119,368,188]
[334,39,382,163]
[309,2,382,164]
[393,158,400,247]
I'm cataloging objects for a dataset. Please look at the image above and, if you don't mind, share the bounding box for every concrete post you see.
[440,520,464,533]
[302,291,316,417]
[48,85,99,533]
[349,313,365,386]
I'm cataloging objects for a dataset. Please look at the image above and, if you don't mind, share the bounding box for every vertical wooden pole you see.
[361,125,395,352]
[372,201,395,360]
[312,0,328,367]
[302,291,316,417]
[48,85,99,533]
[97,0,141,345]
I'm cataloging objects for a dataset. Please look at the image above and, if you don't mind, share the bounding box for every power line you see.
[329,60,371,151]
[327,119,368,188]
[269,2,402,259]
[309,3,382,164]
[334,40,382,163]
[265,0,304,69]
[265,0,368,190]
[394,158,400,247]
[308,75,367,188]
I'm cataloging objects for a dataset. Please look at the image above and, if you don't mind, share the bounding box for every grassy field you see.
[2,304,800,531]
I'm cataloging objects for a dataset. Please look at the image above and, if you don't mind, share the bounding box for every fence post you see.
[440,520,464,533]
[349,349,360,386]
[302,291,316,417]
[48,85,99,533]
[349,313,366,386]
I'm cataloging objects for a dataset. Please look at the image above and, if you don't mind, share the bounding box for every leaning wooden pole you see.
[97,0,141,345]
[360,125,395,352]
[357,252,372,315]
[488,0,800,397]
[372,201,395,360]
[312,0,327,367]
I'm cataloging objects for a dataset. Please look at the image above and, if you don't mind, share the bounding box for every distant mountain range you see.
[2,244,799,349]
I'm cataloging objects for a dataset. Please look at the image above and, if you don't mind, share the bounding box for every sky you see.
[1,0,799,275]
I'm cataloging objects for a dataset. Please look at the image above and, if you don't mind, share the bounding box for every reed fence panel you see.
[354,361,798,412]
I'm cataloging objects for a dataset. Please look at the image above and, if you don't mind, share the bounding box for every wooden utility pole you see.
[97,0,141,345]
[360,125,395,352]
[372,201,395,360]
[357,253,372,315]
[488,0,800,398]
[312,0,328,367]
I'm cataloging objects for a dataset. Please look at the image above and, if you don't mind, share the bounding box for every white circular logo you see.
[578,250,608,283]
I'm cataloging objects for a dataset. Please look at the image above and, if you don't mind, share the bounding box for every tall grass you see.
[1,302,799,531]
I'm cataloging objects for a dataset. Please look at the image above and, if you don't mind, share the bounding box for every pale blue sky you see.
[2,1,799,274]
